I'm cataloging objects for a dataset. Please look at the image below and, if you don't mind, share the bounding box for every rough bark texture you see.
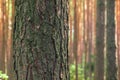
[13,0,69,80]
[95,0,105,80]
[106,0,117,80]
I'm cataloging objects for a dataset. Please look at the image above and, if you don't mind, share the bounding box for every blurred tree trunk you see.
[73,0,78,79]
[6,0,15,79]
[69,0,74,64]
[0,0,14,80]
[13,0,69,80]
[77,0,82,64]
[0,0,5,72]
[88,0,94,80]
[116,0,120,79]
[95,0,105,80]
[83,0,87,79]
[106,0,117,80]
[92,0,96,79]
[0,0,8,73]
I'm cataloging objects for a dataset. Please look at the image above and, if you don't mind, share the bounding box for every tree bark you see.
[73,0,78,80]
[95,0,105,80]
[0,0,4,71]
[106,0,117,80]
[13,0,69,80]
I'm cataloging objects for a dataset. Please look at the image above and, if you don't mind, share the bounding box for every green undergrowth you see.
[0,71,8,80]
[70,64,83,80]
[70,55,95,80]
[70,63,94,80]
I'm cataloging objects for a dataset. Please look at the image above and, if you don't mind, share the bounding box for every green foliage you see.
[70,63,94,80]
[70,55,95,80]
[0,71,8,80]
[70,64,84,80]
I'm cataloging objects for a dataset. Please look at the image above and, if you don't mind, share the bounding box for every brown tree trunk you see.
[106,0,117,80]
[0,0,3,70]
[116,1,120,79]
[73,0,78,79]
[0,0,5,73]
[83,0,87,79]
[95,0,105,80]
[13,0,69,80]
[0,1,14,80]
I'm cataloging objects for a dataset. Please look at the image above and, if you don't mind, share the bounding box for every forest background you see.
[0,0,120,80]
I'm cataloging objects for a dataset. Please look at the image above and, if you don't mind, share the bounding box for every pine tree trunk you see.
[106,0,117,80]
[0,0,4,70]
[0,0,6,73]
[95,0,105,80]
[13,0,69,80]
[116,1,120,79]
[73,0,78,80]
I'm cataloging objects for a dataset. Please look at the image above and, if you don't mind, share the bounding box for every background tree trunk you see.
[73,0,78,79]
[13,0,69,80]
[0,0,5,72]
[116,0,120,79]
[106,0,117,80]
[95,0,105,80]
